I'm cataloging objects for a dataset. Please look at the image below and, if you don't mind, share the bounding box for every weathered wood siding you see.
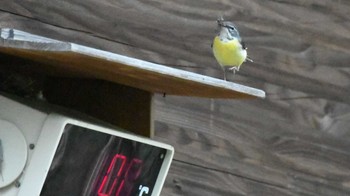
[1,0,350,195]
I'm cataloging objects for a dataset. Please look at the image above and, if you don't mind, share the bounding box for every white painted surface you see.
[0,120,27,188]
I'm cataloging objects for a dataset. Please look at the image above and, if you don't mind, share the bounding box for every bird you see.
[212,17,253,80]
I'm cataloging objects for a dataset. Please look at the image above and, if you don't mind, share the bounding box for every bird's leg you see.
[221,66,227,80]
[223,69,227,81]
[0,139,3,182]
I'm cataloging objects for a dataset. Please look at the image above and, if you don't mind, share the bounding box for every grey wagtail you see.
[212,17,252,80]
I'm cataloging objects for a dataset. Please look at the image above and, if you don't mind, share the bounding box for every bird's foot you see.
[229,66,240,74]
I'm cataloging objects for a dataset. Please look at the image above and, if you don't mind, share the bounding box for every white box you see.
[0,94,174,196]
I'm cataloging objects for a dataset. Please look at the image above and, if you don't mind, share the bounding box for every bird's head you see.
[216,17,241,41]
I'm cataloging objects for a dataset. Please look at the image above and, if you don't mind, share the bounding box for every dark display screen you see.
[40,124,167,196]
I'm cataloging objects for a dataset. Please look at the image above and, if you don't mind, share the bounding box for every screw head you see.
[15,181,21,188]
[29,144,35,150]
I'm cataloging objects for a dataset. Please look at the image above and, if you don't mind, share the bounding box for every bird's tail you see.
[246,56,254,62]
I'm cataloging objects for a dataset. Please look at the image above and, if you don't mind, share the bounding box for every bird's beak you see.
[217,16,224,26]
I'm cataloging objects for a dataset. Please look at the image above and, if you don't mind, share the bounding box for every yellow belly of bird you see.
[212,36,246,68]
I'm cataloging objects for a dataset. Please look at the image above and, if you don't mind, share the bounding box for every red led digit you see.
[115,180,125,196]
[97,155,143,196]
[125,158,143,181]
[116,158,143,196]
[97,154,127,196]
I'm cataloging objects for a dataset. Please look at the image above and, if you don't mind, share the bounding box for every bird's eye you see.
[228,27,236,33]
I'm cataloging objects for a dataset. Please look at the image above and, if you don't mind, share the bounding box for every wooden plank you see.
[154,96,350,195]
[0,28,265,99]
[163,161,299,196]
[0,1,348,103]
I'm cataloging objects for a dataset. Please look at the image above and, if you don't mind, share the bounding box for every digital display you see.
[40,124,167,196]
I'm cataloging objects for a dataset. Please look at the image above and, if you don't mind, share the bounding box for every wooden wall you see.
[1,1,350,195]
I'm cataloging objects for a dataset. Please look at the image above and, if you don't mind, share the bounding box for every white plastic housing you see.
[0,94,174,196]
